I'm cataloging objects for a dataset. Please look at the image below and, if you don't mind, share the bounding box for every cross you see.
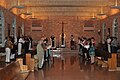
[60,21,67,33]
[59,21,67,45]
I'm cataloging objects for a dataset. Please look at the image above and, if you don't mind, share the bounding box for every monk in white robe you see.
[18,37,25,55]
[5,37,13,63]
[107,37,111,53]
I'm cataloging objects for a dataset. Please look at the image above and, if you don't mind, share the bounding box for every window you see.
[83,20,95,31]
[12,17,17,42]
[31,20,43,31]
[112,18,118,37]
[102,23,106,44]
[0,10,4,46]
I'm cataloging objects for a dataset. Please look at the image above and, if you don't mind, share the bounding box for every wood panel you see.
[117,54,120,67]
[108,53,117,71]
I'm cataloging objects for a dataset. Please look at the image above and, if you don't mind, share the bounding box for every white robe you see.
[107,38,111,53]
[5,48,11,62]
[18,38,25,55]
[29,38,32,50]
[34,43,44,68]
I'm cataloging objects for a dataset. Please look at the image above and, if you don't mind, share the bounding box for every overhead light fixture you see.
[111,6,120,9]
[97,8,106,16]
[22,7,32,15]
[90,17,97,20]
[16,0,25,8]
[90,13,97,20]
[9,0,25,10]
[13,5,25,9]
[111,0,120,9]
[29,18,37,20]
[23,13,32,15]
[97,13,106,16]
[29,12,37,20]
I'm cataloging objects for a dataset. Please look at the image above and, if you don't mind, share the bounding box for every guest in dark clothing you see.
[51,36,55,47]
[70,35,75,50]
[78,37,83,55]
[82,38,90,60]
[28,35,33,50]
[24,36,29,53]
[111,37,118,53]
[23,36,29,65]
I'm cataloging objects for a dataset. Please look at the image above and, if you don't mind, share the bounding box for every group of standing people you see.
[78,37,96,64]
[34,37,51,69]
[17,35,33,56]
[4,35,33,63]
[106,36,118,53]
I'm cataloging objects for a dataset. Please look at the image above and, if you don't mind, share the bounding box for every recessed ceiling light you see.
[14,5,25,9]
[111,6,120,9]
[90,17,97,20]
[97,8,106,16]
[97,13,106,16]
[29,18,37,20]
[110,0,120,9]
[23,12,32,15]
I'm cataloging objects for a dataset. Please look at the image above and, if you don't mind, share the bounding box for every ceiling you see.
[2,0,120,20]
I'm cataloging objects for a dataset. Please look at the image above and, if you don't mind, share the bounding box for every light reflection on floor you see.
[26,50,120,80]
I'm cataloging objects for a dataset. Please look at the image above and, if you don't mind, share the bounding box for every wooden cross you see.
[59,21,67,45]
[60,21,67,33]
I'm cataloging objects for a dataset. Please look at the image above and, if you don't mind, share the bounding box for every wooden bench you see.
[0,53,36,80]
[0,61,30,80]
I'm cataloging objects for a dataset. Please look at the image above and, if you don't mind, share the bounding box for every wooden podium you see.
[26,53,35,71]
[108,53,117,71]
[16,53,35,71]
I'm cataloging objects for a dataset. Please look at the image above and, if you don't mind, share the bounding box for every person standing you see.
[50,35,55,48]
[18,36,25,55]
[28,35,33,51]
[106,37,111,53]
[78,37,83,55]
[34,39,45,69]
[70,35,75,50]
[89,38,95,64]
[111,37,118,53]
[82,37,89,59]
[5,37,13,63]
